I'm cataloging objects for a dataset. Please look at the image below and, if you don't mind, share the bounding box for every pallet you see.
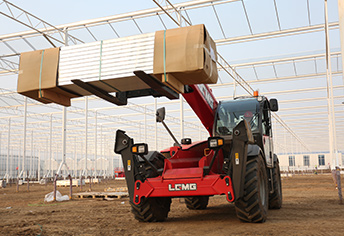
[56,179,85,187]
[73,191,128,199]
[84,178,101,184]
[104,187,128,192]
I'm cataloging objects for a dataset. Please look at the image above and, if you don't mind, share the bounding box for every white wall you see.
[278,152,341,170]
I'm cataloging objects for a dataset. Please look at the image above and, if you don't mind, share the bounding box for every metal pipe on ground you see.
[27,170,29,192]
[336,168,343,204]
[53,174,57,201]
[80,176,83,192]
[16,177,19,192]
[68,175,73,200]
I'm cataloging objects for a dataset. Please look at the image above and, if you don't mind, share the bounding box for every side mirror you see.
[156,107,165,122]
[269,99,279,112]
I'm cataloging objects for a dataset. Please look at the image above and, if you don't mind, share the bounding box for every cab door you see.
[262,101,273,168]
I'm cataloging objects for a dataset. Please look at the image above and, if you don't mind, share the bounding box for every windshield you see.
[214,99,259,135]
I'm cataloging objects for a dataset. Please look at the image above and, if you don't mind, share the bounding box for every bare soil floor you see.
[1,175,343,236]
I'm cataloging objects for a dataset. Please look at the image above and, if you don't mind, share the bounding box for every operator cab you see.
[213,96,278,152]
[214,97,260,136]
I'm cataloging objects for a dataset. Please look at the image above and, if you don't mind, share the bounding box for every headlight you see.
[208,137,224,149]
[131,143,148,155]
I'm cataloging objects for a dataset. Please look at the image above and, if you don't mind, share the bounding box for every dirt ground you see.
[0,174,343,236]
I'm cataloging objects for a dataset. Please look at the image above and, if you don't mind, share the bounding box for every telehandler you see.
[115,82,282,223]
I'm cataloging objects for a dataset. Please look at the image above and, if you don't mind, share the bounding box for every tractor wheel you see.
[269,159,282,209]
[234,155,269,223]
[185,196,209,210]
[131,152,170,222]
[130,197,171,222]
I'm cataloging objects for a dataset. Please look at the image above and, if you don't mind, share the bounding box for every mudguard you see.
[114,130,141,202]
[229,120,254,200]
[247,144,260,157]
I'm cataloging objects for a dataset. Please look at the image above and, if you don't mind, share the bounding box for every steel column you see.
[94,111,97,176]
[101,125,103,176]
[74,137,77,177]
[5,118,10,181]
[144,105,147,143]
[38,149,40,181]
[56,28,70,176]
[180,97,184,141]
[21,97,28,178]
[56,106,67,175]
[49,114,52,177]
[85,96,88,175]
[325,0,338,165]
[154,98,157,150]
[30,131,33,177]
[338,0,344,86]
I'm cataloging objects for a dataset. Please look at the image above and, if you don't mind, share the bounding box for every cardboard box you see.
[17,48,77,106]
[153,24,218,85]
[160,73,184,93]
[38,88,72,107]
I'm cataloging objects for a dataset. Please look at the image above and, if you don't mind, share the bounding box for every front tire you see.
[234,155,269,223]
[131,152,170,222]
[185,196,209,210]
[130,197,171,222]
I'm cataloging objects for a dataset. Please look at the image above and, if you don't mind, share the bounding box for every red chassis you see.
[132,141,235,205]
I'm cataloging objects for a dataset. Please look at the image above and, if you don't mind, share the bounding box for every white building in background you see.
[278,152,344,171]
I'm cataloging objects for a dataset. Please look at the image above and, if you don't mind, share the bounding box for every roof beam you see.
[215,22,339,45]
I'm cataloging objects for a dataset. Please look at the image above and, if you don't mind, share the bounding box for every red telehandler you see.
[115,77,282,223]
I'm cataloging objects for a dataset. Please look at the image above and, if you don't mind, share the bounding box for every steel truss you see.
[0,0,343,179]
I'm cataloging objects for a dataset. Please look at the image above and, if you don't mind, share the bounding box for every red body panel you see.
[133,140,234,205]
[133,175,234,204]
[163,141,224,174]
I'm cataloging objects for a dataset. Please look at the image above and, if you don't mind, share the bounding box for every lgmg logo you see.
[168,183,197,191]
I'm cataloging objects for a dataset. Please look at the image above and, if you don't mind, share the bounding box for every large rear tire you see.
[234,155,269,223]
[130,197,171,222]
[185,196,209,210]
[269,159,282,209]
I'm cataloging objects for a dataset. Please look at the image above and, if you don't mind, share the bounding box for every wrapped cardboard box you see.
[17,48,77,106]
[17,25,217,106]
[58,25,216,96]
[153,24,218,85]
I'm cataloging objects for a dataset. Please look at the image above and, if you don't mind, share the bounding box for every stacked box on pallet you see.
[17,24,218,106]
